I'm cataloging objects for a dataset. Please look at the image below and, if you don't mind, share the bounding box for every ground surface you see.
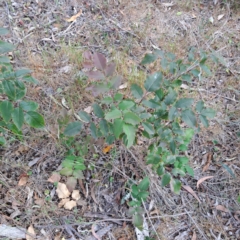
[0,0,240,239]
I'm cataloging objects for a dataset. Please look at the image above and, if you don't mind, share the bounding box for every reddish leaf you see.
[92,52,106,70]
[86,70,105,80]
[82,61,94,69]
[83,51,92,60]
[197,176,213,188]
[66,177,77,192]
[202,152,213,172]
[105,63,116,77]
[18,173,28,186]
[215,205,230,213]
[182,185,201,203]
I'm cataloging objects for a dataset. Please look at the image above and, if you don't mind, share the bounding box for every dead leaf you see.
[119,82,128,89]
[92,224,101,240]
[197,176,214,188]
[18,173,29,186]
[65,10,82,22]
[78,179,87,197]
[72,190,80,200]
[182,185,201,203]
[66,177,77,192]
[61,97,69,109]
[58,198,70,208]
[91,184,98,204]
[191,231,197,240]
[84,106,93,114]
[47,173,61,183]
[215,205,229,213]
[202,152,213,172]
[102,145,114,154]
[218,14,224,20]
[26,225,36,240]
[64,200,77,210]
[56,182,71,199]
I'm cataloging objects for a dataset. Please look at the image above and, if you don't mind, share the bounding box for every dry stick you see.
[184,209,208,240]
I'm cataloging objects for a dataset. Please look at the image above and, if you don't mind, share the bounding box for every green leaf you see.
[142,99,160,109]
[157,165,165,176]
[137,177,150,191]
[74,161,86,170]
[59,167,73,176]
[0,136,6,145]
[175,98,194,108]
[0,56,10,63]
[90,122,97,138]
[155,88,164,100]
[99,119,109,136]
[139,112,151,120]
[0,40,15,54]
[162,173,171,187]
[113,93,123,102]
[130,84,143,99]
[164,89,177,105]
[171,179,181,194]
[73,169,84,179]
[12,107,24,130]
[106,135,115,144]
[0,28,9,35]
[141,53,158,65]
[113,118,123,139]
[181,109,197,128]
[19,101,38,111]
[2,80,16,100]
[199,115,209,127]
[64,122,82,136]
[144,72,162,92]
[201,108,215,118]
[170,140,176,154]
[181,74,192,82]
[15,69,32,77]
[101,96,113,104]
[185,165,194,177]
[200,64,212,75]
[138,191,149,200]
[191,69,200,77]
[196,100,204,113]
[237,195,240,203]
[78,111,91,123]
[142,122,155,135]
[92,103,104,118]
[119,100,135,110]
[105,108,122,120]
[133,213,143,230]
[123,123,136,148]
[0,100,13,122]
[123,111,141,125]
[168,106,177,121]
[24,111,45,128]
[22,75,38,84]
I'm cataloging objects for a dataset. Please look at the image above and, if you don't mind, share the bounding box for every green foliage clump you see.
[0,28,44,144]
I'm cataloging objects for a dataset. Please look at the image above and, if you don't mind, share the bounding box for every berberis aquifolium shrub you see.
[0,28,45,144]
[63,50,216,229]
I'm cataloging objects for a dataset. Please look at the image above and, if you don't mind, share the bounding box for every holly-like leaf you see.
[130,84,143,99]
[123,123,136,148]
[12,107,24,130]
[19,101,38,111]
[144,72,162,92]
[141,53,158,65]
[162,173,171,187]
[92,52,106,70]
[164,89,177,105]
[119,100,135,110]
[181,109,197,128]
[99,119,109,136]
[78,111,91,123]
[123,111,141,125]
[113,118,123,139]
[201,108,215,118]
[133,213,143,230]
[0,40,15,54]
[105,108,122,120]
[142,122,155,135]
[2,80,16,100]
[92,103,104,118]
[199,115,209,127]
[175,98,194,109]
[64,122,82,136]
[0,100,13,122]
[90,122,97,138]
[137,177,150,191]
[170,179,181,194]
[196,100,204,113]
